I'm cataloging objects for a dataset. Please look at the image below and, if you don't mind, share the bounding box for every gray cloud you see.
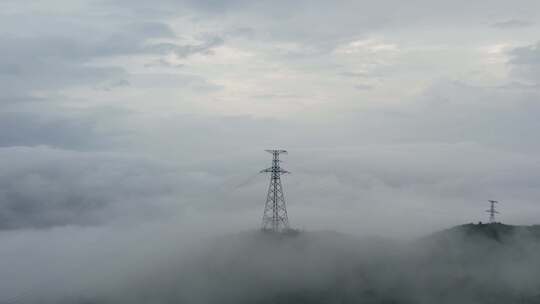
[110,0,540,50]
[0,104,135,150]
[147,36,224,58]
[0,20,223,100]
[177,36,224,57]
[509,42,540,65]
[339,71,370,78]
[144,58,185,68]
[354,83,374,90]
[0,154,255,232]
[0,111,102,149]
[0,21,175,61]
[491,19,533,29]
[508,41,540,83]
[0,146,209,230]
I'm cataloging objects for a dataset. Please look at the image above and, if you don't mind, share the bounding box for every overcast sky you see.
[1,0,540,239]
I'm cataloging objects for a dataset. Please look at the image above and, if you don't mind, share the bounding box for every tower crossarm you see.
[260,167,290,174]
[265,149,287,154]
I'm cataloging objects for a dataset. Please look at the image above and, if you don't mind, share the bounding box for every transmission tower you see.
[486,200,499,223]
[260,149,290,232]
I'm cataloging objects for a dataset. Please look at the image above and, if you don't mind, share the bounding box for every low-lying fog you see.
[2,220,540,304]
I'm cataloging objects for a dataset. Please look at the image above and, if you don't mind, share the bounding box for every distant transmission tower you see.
[260,149,290,232]
[486,200,499,223]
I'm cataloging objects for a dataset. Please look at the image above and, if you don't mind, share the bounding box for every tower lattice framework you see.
[261,149,290,232]
[486,200,499,223]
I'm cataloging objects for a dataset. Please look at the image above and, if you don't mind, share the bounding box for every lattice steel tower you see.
[486,200,499,223]
[260,149,290,232]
